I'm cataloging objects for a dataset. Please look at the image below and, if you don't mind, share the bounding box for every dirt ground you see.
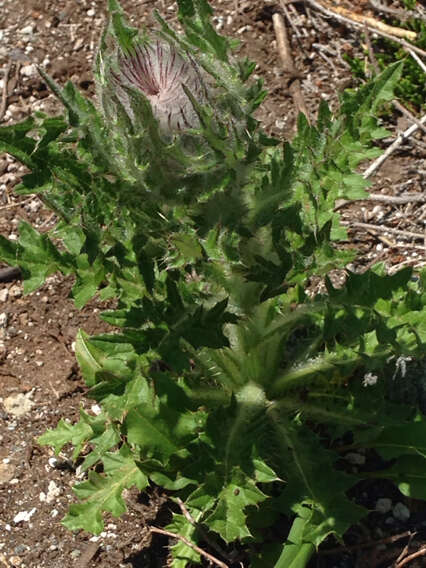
[0,1,425,567]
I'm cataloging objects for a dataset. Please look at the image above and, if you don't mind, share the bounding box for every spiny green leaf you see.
[63,445,148,534]
[206,467,267,542]
[38,417,93,459]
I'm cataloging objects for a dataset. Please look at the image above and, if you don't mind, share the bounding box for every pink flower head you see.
[114,40,206,133]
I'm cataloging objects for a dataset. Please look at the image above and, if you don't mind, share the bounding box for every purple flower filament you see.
[116,40,204,133]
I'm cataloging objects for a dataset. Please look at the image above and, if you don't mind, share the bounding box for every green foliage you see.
[0,2,425,567]
[344,15,426,110]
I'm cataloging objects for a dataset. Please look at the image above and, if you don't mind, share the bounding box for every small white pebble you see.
[91,404,102,415]
[393,502,410,522]
[376,497,392,514]
[21,25,34,35]
[13,508,37,523]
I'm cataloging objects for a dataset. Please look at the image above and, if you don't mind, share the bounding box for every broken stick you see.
[272,11,310,123]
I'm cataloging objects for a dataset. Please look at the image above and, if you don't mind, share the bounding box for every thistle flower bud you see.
[95,0,267,194]
[111,40,207,134]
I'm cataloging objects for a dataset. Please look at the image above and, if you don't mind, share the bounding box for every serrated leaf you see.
[17,221,69,293]
[38,418,92,459]
[80,426,121,471]
[361,420,426,460]
[125,402,199,463]
[63,445,148,534]
[75,330,136,387]
[206,467,266,543]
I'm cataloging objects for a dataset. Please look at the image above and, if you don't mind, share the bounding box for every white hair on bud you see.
[114,40,206,133]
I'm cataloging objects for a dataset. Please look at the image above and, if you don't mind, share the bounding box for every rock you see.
[45,480,61,503]
[393,502,410,522]
[376,498,392,514]
[0,289,8,302]
[0,462,16,485]
[0,312,8,327]
[74,38,84,51]
[13,507,37,523]
[9,284,22,298]
[3,392,34,417]
[21,25,34,35]
[20,64,37,78]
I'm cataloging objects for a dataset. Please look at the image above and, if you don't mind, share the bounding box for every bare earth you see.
[0,1,425,567]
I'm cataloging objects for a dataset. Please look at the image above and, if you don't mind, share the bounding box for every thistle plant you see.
[109,39,207,132]
[0,1,425,567]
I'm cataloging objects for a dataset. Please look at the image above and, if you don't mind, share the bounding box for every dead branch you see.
[150,526,229,568]
[368,193,425,204]
[280,0,302,39]
[272,11,310,123]
[368,0,425,22]
[343,221,425,241]
[393,100,426,136]
[363,113,426,179]
[388,259,426,275]
[0,197,35,210]
[305,0,416,40]
[304,0,426,59]
[408,49,426,74]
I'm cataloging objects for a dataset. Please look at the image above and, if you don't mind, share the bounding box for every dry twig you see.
[272,11,310,123]
[408,49,426,74]
[176,498,232,563]
[304,0,426,58]
[0,61,12,122]
[363,113,426,179]
[150,526,229,568]
[0,197,35,210]
[388,259,426,275]
[366,193,426,205]
[305,0,416,40]
[344,221,425,241]
[368,0,425,22]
